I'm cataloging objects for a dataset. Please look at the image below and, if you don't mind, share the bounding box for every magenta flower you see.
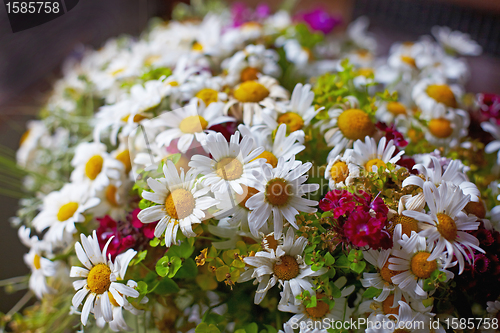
[294,8,342,34]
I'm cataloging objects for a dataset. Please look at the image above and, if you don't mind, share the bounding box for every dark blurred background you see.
[1,0,500,313]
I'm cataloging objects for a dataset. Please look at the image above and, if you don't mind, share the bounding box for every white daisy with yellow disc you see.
[224,75,289,126]
[245,155,319,239]
[32,183,100,244]
[71,142,124,193]
[240,228,327,305]
[138,160,219,247]
[422,104,469,149]
[412,77,463,118]
[403,182,484,274]
[345,136,405,173]
[154,100,234,153]
[188,131,264,195]
[70,232,140,326]
[325,154,360,190]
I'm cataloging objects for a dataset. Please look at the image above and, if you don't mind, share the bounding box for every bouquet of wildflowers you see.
[4,1,500,332]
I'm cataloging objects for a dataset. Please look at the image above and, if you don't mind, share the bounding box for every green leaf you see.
[136,281,148,295]
[350,261,366,274]
[167,240,195,259]
[430,269,447,282]
[167,256,183,278]
[306,295,317,308]
[155,256,170,277]
[264,325,278,333]
[311,262,325,271]
[324,252,335,266]
[244,323,258,333]
[422,279,435,292]
[321,211,333,218]
[130,250,147,266]
[422,297,434,308]
[362,287,382,299]
[175,258,198,278]
[215,266,230,282]
[195,323,221,333]
[335,255,350,269]
[304,253,314,265]
[149,238,160,247]
[154,277,180,295]
[348,249,363,262]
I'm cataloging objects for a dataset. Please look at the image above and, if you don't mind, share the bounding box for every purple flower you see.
[295,8,342,34]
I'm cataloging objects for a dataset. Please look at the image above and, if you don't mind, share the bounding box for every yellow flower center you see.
[110,68,125,77]
[253,151,278,168]
[108,291,119,307]
[87,263,112,295]
[380,256,401,284]
[33,254,41,270]
[400,55,416,67]
[242,22,262,30]
[357,67,374,77]
[304,293,330,319]
[277,112,304,132]
[382,294,403,317]
[179,115,208,134]
[464,199,486,219]
[428,118,453,138]
[105,185,119,207]
[234,81,270,103]
[426,84,457,108]
[115,149,131,174]
[192,42,203,52]
[240,67,260,82]
[164,188,196,220]
[261,233,279,251]
[20,129,31,146]
[121,114,148,123]
[365,158,386,171]
[389,215,419,237]
[273,255,300,280]
[235,185,259,209]
[57,202,79,222]
[215,157,243,180]
[195,88,219,106]
[85,155,104,180]
[169,81,179,87]
[357,49,371,59]
[408,127,424,142]
[436,213,457,241]
[330,161,349,183]
[337,109,375,141]
[387,102,407,116]
[410,252,437,279]
[265,178,291,206]
[144,55,161,66]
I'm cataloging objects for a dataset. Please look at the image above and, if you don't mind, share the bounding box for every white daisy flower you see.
[246,155,319,239]
[403,182,484,274]
[70,142,124,193]
[18,226,57,299]
[421,104,469,149]
[278,277,355,333]
[411,77,463,118]
[180,73,228,106]
[481,119,500,165]
[389,230,454,299]
[32,183,100,243]
[70,232,140,326]
[138,160,219,247]
[402,155,480,202]
[153,101,234,153]
[365,301,431,333]
[90,176,132,221]
[238,123,305,168]
[324,154,360,190]
[431,26,482,56]
[282,39,312,69]
[240,228,327,305]
[345,136,405,172]
[375,101,410,124]
[224,75,289,126]
[346,16,377,52]
[188,131,264,195]
[16,120,48,168]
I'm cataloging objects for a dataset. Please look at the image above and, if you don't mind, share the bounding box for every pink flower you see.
[344,208,392,249]
[294,8,342,34]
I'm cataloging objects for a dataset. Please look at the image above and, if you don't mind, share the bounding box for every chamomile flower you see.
[278,277,355,333]
[431,26,482,56]
[346,136,405,172]
[70,142,124,193]
[402,155,480,202]
[238,123,305,168]
[365,301,430,333]
[18,226,57,299]
[481,119,500,165]
[212,185,260,231]
[375,101,410,124]
[153,101,234,153]
[403,182,484,274]
[90,177,132,221]
[422,104,469,149]
[324,154,360,189]
[324,107,376,159]
[70,232,140,326]
[246,156,319,239]
[224,75,289,125]
[138,160,219,246]
[32,183,100,243]
[16,120,48,168]
[412,78,463,117]
[180,73,228,106]
[240,228,327,305]
[389,231,454,299]
[188,131,264,195]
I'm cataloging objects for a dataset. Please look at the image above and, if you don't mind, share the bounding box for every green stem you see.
[7,290,33,316]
